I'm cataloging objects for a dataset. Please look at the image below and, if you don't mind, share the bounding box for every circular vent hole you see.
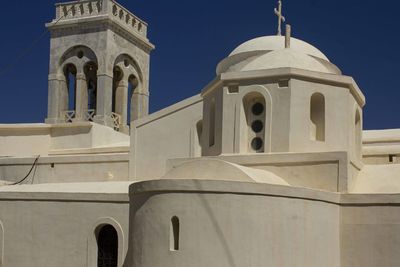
[251,137,263,151]
[252,103,264,116]
[251,120,264,133]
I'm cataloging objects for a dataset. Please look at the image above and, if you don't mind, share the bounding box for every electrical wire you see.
[10,155,40,185]
[0,30,50,77]
[30,159,39,185]
[0,5,75,77]
[0,5,76,182]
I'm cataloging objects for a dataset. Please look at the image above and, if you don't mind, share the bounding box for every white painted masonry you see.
[0,0,399,266]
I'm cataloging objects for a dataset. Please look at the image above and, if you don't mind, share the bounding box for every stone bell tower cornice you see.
[46,0,154,52]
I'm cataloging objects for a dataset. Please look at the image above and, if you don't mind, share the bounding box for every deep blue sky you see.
[0,0,399,130]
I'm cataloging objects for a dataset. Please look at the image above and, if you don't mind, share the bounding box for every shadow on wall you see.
[0,128,49,137]
[50,126,91,138]
[125,193,152,267]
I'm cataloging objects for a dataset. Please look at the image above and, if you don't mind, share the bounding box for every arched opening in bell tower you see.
[111,54,145,132]
[112,66,124,114]
[64,64,77,121]
[84,62,98,121]
[58,46,98,123]
[128,74,139,125]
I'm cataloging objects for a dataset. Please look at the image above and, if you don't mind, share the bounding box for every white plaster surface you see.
[0,191,129,267]
[217,35,340,75]
[352,164,400,193]
[163,158,289,185]
[0,154,130,184]
[129,180,341,267]
[1,0,400,266]
[0,122,129,157]
[229,35,329,60]
[130,95,203,180]
[0,182,131,193]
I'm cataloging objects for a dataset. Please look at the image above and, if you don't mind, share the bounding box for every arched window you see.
[170,216,180,251]
[243,92,266,153]
[310,93,325,141]
[355,109,362,159]
[97,224,118,267]
[85,62,98,113]
[64,64,77,112]
[209,98,216,147]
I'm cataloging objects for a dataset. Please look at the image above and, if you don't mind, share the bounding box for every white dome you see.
[217,35,341,75]
[162,159,290,186]
[230,35,329,61]
[241,49,337,74]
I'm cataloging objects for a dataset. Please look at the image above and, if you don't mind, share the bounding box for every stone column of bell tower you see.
[45,0,154,133]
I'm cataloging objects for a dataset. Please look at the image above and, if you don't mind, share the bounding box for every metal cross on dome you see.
[274,0,286,36]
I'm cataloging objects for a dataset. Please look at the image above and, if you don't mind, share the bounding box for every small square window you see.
[278,80,289,88]
[228,85,239,94]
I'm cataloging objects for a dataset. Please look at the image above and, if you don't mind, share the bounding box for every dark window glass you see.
[97,225,118,267]
[171,216,180,251]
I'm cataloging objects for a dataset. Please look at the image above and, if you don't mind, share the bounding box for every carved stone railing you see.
[63,109,122,132]
[63,110,76,123]
[84,109,96,122]
[56,0,103,20]
[54,0,148,38]
[111,112,121,131]
[108,1,148,37]
[63,109,96,123]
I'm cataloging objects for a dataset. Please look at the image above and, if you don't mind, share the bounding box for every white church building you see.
[0,0,400,266]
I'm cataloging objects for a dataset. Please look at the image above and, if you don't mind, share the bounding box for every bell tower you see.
[45,0,154,133]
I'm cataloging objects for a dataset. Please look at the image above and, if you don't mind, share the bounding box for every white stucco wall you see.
[0,184,131,267]
[0,123,129,157]
[129,180,400,267]
[129,180,341,267]
[168,151,350,192]
[0,154,129,184]
[130,95,203,180]
[0,125,51,157]
[341,195,400,267]
[289,79,356,153]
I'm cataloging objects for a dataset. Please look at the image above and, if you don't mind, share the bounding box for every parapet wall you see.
[128,179,400,267]
[128,180,341,267]
[0,123,130,184]
[0,122,129,157]
[52,0,148,38]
